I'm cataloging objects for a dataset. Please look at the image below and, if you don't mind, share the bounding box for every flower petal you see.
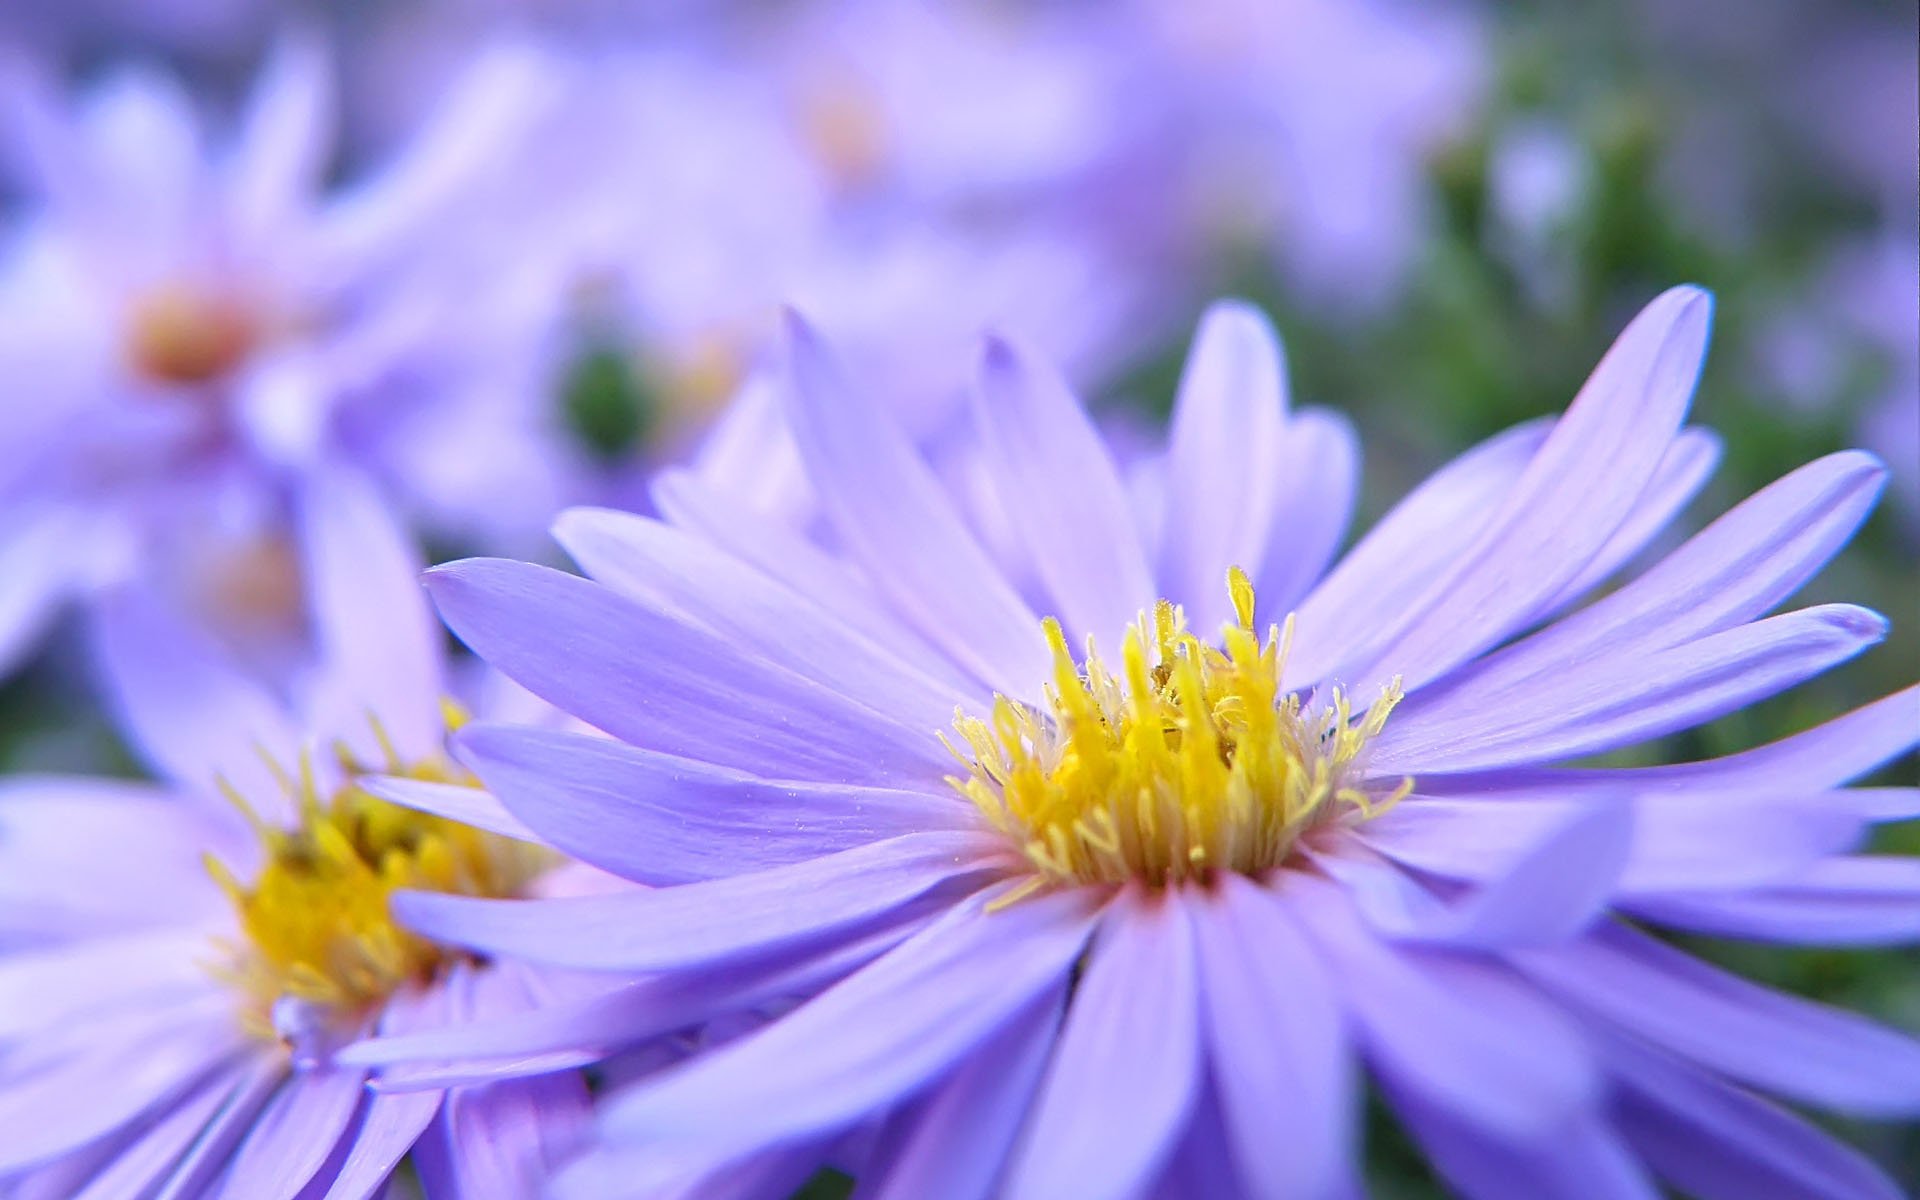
[1340,286,1713,695]
[391,831,1006,972]
[596,884,1102,1156]
[458,724,969,886]
[781,310,1048,694]
[1292,877,1599,1138]
[1374,603,1887,773]
[1391,1090,1660,1200]
[1158,301,1288,630]
[424,558,949,786]
[1190,874,1353,1200]
[1002,888,1202,1200]
[1631,856,1920,946]
[217,1066,367,1200]
[299,466,444,764]
[1516,924,1920,1116]
[972,333,1155,644]
[1287,417,1552,686]
[1253,408,1360,620]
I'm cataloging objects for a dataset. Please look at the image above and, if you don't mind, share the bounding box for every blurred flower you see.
[1121,0,1486,309]
[394,288,1917,1197]
[0,36,579,677]
[0,471,610,1196]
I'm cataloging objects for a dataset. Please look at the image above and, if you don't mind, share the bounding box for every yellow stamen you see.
[946,569,1409,889]
[125,280,256,386]
[205,712,547,1041]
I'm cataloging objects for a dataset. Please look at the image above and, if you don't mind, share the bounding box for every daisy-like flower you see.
[382,287,1917,1198]
[0,471,607,1198]
[0,36,573,677]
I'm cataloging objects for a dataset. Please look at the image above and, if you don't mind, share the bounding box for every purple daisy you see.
[0,36,577,677]
[376,286,1917,1198]
[0,469,612,1198]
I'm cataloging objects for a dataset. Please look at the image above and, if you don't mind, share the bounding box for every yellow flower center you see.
[947,569,1408,892]
[205,709,549,1041]
[125,280,257,387]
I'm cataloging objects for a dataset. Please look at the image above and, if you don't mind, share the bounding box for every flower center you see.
[205,712,549,1042]
[947,569,1408,891]
[125,280,257,386]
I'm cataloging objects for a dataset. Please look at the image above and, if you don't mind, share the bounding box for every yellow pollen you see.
[945,569,1409,890]
[125,280,257,386]
[204,708,549,1040]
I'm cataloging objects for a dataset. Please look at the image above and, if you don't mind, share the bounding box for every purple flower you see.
[0,469,612,1197]
[0,37,578,677]
[384,286,1917,1198]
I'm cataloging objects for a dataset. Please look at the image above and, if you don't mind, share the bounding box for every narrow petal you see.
[299,466,444,764]
[1631,856,1920,945]
[1159,301,1288,630]
[1004,887,1202,1200]
[1287,418,1551,687]
[1390,1088,1660,1200]
[1291,877,1599,1138]
[319,988,450,1200]
[650,472,969,690]
[1607,1032,1906,1200]
[781,311,1048,694]
[216,1067,367,1200]
[1374,603,1887,773]
[597,885,1103,1156]
[972,334,1155,644]
[1411,685,1920,799]
[1414,450,1885,718]
[1253,408,1360,620]
[554,507,972,732]
[356,775,537,843]
[1191,874,1353,1200]
[459,724,971,886]
[1340,286,1714,695]
[1516,924,1920,1116]
[424,558,950,786]
[69,1065,245,1200]
[1525,426,1722,622]
[228,30,334,247]
[392,831,1007,972]
[1334,800,1630,947]
[149,1053,288,1200]
[0,930,225,1039]
[857,983,1065,1200]
[89,588,301,811]
[0,505,83,679]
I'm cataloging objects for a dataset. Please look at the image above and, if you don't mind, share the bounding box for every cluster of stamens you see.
[947,569,1407,892]
[204,709,548,1041]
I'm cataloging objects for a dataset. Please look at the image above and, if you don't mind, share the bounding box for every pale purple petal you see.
[226,30,334,249]
[299,465,444,764]
[216,1067,367,1200]
[391,831,1006,972]
[148,1054,288,1200]
[971,334,1155,644]
[1158,301,1288,631]
[0,505,84,680]
[1190,874,1353,1200]
[1516,925,1920,1116]
[0,930,226,1039]
[88,588,302,813]
[553,507,972,733]
[1412,450,1885,719]
[1339,286,1713,695]
[1525,426,1722,622]
[855,982,1065,1200]
[1631,856,1920,945]
[1286,417,1551,687]
[1606,1031,1906,1200]
[355,775,537,844]
[68,1064,248,1200]
[458,723,971,886]
[1291,877,1599,1138]
[319,988,449,1200]
[781,310,1049,695]
[1002,889,1201,1200]
[1412,685,1920,799]
[1332,799,1630,947]
[424,558,951,786]
[596,885,1103,1156]
[1391,1091,1660,1200]
[1374,603,1887,773]
[1253,408,1360,620]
